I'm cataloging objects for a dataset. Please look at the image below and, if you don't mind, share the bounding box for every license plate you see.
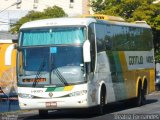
[46,102,57,108]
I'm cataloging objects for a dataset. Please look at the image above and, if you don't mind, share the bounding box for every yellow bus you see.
[16,15,155,116]
[0,40,17,96]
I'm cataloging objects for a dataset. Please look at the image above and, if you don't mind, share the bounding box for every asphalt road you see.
[3,91,160,120]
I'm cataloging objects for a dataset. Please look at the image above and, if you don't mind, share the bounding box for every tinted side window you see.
[133,28,153,51]
[142,29,153,50]
[105,25,112,50]
[88,23,96,72]
[108,25,153,51]
[111,25,130,51]
[95,24,106,52]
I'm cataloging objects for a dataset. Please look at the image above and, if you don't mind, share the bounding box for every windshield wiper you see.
[51,62,68,86]
[53,68,69,86]
[32,58,46,87]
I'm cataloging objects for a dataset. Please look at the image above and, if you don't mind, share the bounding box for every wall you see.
[0,0,90,31]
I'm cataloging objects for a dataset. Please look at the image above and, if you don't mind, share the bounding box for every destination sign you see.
[22,78,46,82]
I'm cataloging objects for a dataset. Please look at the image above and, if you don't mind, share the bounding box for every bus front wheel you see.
[97,89,106,115]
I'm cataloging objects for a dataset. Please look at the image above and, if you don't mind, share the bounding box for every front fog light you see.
[18,93,34,99]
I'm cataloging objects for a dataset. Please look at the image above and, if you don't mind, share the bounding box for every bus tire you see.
[135,83,142,107]
[141,81,147,105]
[97,87,106,115]
[39,110,48,117]
[141,88,146,105]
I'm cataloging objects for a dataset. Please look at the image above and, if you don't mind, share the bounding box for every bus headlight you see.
[69,90,87,97]
[18,93,34,99]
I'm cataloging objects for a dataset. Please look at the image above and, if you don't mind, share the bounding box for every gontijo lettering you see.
[129,56,143,65]
[129,56,154,65]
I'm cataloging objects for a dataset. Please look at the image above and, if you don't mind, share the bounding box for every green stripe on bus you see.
[45,87,64,92]
[55,87,64,91]
[113,52,127,100]
[45,87,56,92]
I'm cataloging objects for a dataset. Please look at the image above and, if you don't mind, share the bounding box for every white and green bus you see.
[17,15,155,116]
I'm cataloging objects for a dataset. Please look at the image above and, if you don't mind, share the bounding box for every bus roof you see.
[20,17,151,29]
[97,20,151,29]
[20,18,97,29]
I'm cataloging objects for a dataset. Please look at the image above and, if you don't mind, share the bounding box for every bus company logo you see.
[49,92,53,98]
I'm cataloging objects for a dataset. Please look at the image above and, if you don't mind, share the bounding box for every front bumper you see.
[19,95,88,110]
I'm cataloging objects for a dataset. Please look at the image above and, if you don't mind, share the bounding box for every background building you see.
[0,0,91,31]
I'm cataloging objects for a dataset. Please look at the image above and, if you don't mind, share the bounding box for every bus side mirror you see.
[14,44,21,51]
[14,44,18,49]
[83,40,91,63]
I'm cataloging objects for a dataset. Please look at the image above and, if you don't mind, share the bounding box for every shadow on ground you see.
[20,98,158,120]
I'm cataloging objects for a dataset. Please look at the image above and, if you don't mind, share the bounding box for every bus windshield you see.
[18,27,86,87]
[20,27,85,46]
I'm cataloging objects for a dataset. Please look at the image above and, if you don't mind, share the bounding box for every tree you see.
[10,6,67,33]
[91,0,160,62]
[91,0,160,29]
[91,0,121,12]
